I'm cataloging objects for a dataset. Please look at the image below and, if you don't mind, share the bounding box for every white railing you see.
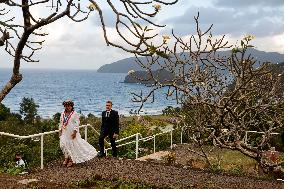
[0,124,92,169]
[0,124,177,169]
[2,124,280,169]
[105,129,174,159]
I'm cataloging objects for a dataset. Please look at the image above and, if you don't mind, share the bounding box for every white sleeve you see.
[73,112,80,132]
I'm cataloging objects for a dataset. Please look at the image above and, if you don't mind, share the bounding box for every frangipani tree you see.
[133,14,284,175]
[0,0,177,102]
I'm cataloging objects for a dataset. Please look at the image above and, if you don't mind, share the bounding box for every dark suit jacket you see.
[101,110,119,135]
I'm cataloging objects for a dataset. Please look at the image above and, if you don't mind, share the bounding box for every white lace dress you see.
[59,111,97,163]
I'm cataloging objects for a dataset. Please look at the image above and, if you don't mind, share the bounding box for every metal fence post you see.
[41,135,44,169]
[84,125,88,141]
[154,135,156,153]
[135,133,139,159]
[170,130,173,149]
[180,127,183,144]
[245,131,248,145]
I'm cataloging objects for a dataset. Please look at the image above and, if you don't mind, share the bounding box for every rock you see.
[18,178,39,185]
[137,151,170,161]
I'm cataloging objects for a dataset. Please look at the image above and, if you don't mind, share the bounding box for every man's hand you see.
[113,133,119,139]
[71,131,77,139]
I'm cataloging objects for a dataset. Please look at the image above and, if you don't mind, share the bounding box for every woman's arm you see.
[71,112,80,139]
[73,112,80,132]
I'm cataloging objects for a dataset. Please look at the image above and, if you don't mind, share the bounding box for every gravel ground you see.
[1,144,284,189]
[1,157,283,189]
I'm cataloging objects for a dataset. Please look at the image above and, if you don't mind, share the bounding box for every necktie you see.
[106,111,110,117]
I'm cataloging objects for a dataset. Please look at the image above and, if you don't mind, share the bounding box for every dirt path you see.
[0,174,23,188]
[2,156,284,189]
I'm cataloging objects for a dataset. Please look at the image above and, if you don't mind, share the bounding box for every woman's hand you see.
[71,131,77,139]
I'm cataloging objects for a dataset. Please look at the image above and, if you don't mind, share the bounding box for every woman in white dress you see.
[59,99,97,167]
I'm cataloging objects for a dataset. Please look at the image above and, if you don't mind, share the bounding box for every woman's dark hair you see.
[62,99,74,107]
[63,100,75,112]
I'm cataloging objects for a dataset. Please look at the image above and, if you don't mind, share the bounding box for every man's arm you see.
[101,111,105,128]
[114,111,119,135]
[112,111,119,139]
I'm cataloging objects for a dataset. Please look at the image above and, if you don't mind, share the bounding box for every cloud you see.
[160,1,284,54]
[0,1,168,70]
[0,16,129,70]
[34,26,129,70]
[90,9,117,27]
[90,8,158,30]
[253,32,284,53]
[1,0,284,71]
[164,6,284,37]
[215,0,284,8]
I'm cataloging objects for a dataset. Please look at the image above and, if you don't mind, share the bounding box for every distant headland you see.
[123,69,176,84]
[97,49,284,73]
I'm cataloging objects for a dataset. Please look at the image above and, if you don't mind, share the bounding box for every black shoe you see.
[97,152,106,158]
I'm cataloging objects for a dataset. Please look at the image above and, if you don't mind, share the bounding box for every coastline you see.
[0,70,177,119]
[41,108,169,119]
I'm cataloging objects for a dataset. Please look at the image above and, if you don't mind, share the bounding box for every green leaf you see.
[232,48,240,54]
[148,46,157,55]
[156,50,169,59]
[247,45,254,48]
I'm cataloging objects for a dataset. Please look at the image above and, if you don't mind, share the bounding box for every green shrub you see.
[230,165,244,176]
[0,103,11,121]
[0,162,24,175]
[210,160,223,173]
[1,100,184,173]
[19,97,39,124]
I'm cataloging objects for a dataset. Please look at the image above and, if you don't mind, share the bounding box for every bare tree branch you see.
[132,14,284,175]
[0,0,178,102]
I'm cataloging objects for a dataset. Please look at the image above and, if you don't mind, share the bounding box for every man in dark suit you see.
[97,101,119,157]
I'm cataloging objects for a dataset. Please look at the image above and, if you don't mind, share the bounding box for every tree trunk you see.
[0,74,22,102]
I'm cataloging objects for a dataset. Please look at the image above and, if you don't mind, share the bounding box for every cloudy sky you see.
[1,0,284,70]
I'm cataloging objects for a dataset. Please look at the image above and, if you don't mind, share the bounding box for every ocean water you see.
[0,69,177,118]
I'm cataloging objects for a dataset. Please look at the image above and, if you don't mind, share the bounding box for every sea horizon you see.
[0,69,178,118]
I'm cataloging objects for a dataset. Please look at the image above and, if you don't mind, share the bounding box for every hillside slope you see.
[97,49,284,73]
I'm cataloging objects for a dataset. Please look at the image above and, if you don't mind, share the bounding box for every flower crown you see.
[62,99,74,107]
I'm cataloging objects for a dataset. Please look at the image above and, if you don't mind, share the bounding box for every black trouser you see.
[99,132,117,157]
